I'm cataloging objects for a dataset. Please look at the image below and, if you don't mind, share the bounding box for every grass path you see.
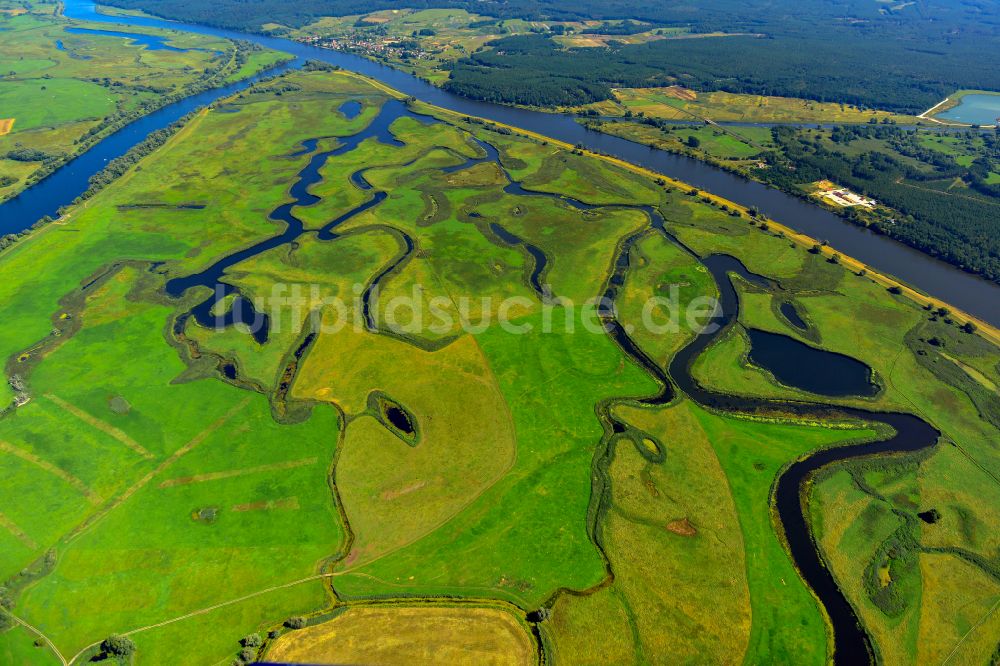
[8,613,67,666]
[65,573,337,665]
[939,595,1000,665]
[44,394,154,460]
[0,439,101,503]
[65,397,251,543]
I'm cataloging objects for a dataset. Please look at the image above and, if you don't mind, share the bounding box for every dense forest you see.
[755,126,1000,283]
[104,0,1000,113]
[100,0,1000,34]
[444,30,1000,113]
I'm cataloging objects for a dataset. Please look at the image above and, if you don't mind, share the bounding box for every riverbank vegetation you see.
[670,209,1000,663]
[0,0,291,202]
[590,118,1000,283]
[0,67,997,665]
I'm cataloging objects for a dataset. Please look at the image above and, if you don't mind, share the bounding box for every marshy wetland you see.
[0,20,999,666]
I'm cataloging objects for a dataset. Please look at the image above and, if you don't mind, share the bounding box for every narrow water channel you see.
[0,0,996,328]
[155,95,938,662]
[0,3,954,662]
[661,252,939,665]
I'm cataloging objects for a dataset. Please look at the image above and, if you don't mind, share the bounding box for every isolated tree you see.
[101,634,136,658]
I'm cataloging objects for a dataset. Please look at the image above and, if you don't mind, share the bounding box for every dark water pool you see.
[385,405,414,434]
[745,328,878,397]
[780,301,808,331]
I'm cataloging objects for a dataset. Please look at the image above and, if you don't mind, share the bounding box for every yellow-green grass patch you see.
[266,604,535,665]
[614,87,919,124]
[915,553,1000,664]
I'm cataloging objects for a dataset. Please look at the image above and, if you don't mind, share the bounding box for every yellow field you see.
[941,352,998,391]
[0,118,14,136]
[916,553,1000,664]
[266,605,535,665]
[612,87,920,124]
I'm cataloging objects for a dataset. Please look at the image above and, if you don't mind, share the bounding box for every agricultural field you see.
[0,65,998,666]
[0,0,290,201]
[603,86,921,125]
[585,119,772,166]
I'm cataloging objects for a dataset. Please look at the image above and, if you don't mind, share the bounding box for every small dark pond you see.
[745,328,878,397]
[385,405,414,434]
[780,301,808,331]
[918,509,940,524]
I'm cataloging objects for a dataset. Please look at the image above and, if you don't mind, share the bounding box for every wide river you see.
[2,0,998,327]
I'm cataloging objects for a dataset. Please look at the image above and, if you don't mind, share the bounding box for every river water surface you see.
[0,0,995,327]
[0,5,964,662]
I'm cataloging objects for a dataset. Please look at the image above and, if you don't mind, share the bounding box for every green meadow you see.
[0,2,290,201]
[0,65,997,666]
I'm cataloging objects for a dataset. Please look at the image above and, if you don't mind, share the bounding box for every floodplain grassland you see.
[266,604,535,665]
[670,207,1000,663]
[546,399,878,665]
[0,1,291,201]
[0,72,400,664]
[0,63,998,666]
[607,86,921,124]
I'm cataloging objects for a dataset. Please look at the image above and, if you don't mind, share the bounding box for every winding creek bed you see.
[146,92,945,663]
[0,0,995,329]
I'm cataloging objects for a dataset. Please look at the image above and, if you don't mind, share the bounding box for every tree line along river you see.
[0,3,973,663]
[0,0,994,327]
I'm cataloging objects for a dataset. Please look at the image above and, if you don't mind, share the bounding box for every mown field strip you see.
[65,398,252,543]
[0,510,38,549]
[44,393,155,459]
[0,118,14,136]
[0,439,101,504]
[159,456,319,488]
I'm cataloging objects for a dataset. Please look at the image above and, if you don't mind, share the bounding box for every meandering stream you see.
[3,3,950,662]
[160,92,939,662]
[0,0,996,327]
